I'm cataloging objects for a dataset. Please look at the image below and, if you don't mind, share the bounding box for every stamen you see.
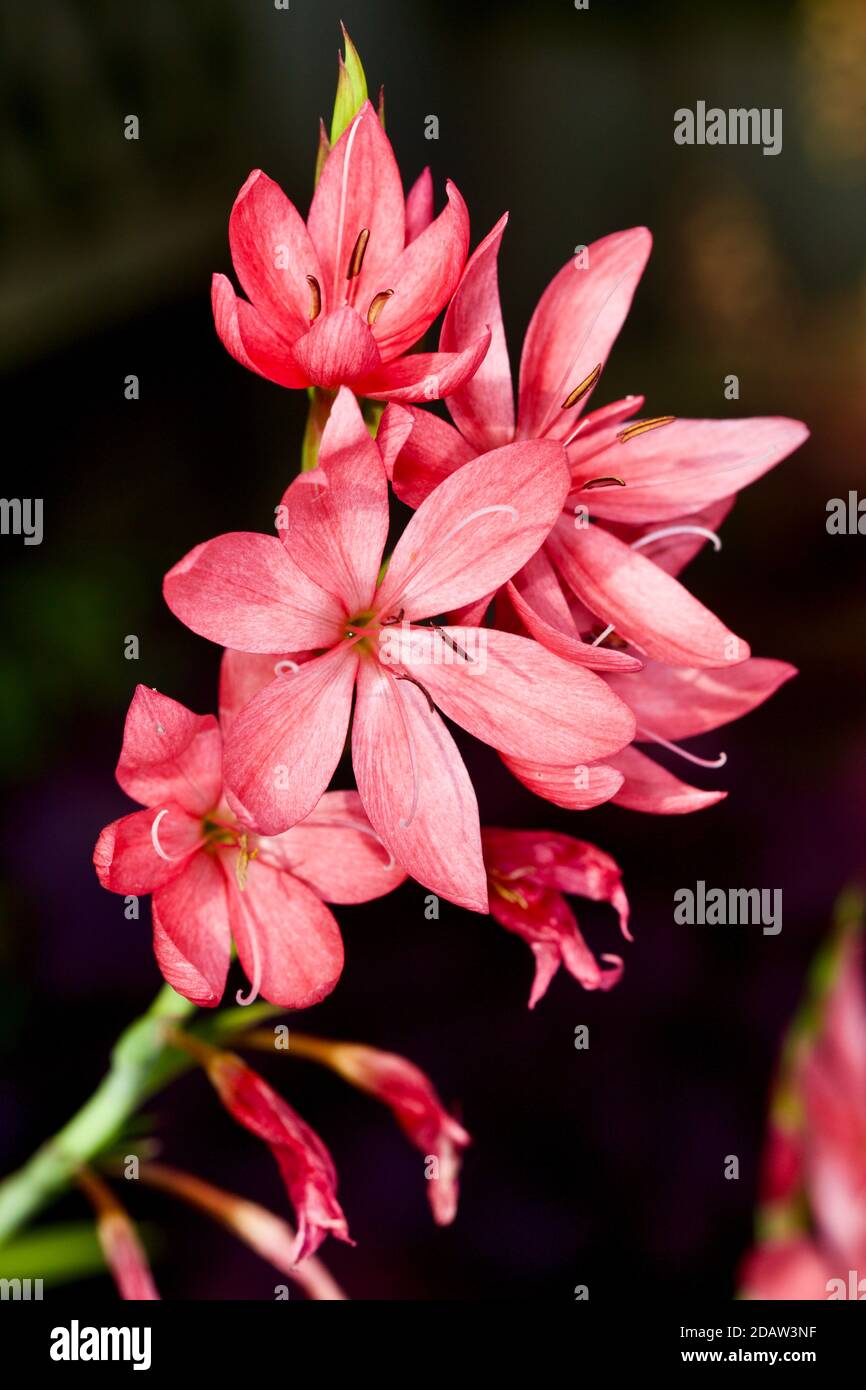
[436,628,476,663]
[561,363,602,409]
[631,525,722,554]
[590,623,616,648]
[234,832,258,891]
[448,504,518,539]
[305,274,322,322]
[367,289,394,325]
[578,475,626,492]
[618,416,676,443]
[274,659,300,675]
[347,227,370,279]
[396,673,436,714]
[639,725,728,769]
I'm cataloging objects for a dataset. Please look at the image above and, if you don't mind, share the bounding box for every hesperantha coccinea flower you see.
[93,684,405,1007]
[163,387,636,911]
[482,829,631,1007]
[212,99,493,405]
[377,221,808,808]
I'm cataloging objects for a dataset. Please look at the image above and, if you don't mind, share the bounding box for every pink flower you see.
[187,1040,353,1265]
[212,102,490,403]
[379,221,808,670]
[163,388,636,911]
[482,828,630,1007]
[76,1167,159,1302]
[287,1034,470,1225]
[740,917,866,1299]
[93,684,404,1008]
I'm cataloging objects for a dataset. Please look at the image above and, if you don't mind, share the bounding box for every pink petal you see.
[609,498,734,577]
[278,387,388,612]
[482,828,630,938]
[504,551,643,672]
[376,440,570,620]
[212,274,309,389]
[354,334,491,403]
[114,685,222,814]
[570,417,810,524]
[406,627,635,764]
[500,753,624,810]
[517,227,652,439]
[371,181,470,360]
[307,101,405,308]
[222,854,344,1009]
[164,532,345,653]
[228,170,324,334]
[152,849,231,1006]
[739,1240,833,1301]
[351,659,487,911]
[547,519,750,667]
[405,167,433,242]
[441,212,515,452]
[259,789,406,904]
[219,649,316,734]
[379,403,476,508]
[94,804,202,895]
[290,305,382,389]
[223,646,359,836]
[609,745,727,813]
[606,658,797,741]
[487,884,622,1007]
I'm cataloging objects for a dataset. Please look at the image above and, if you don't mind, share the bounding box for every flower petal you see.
[152,849,231,1006]
[290,305,382,389]
[115,685,222,814]
[354,335,491,403]
[212,274,309,389]
[228,170,324,333]
[500,753,624,810]
[307,101,405,308]
[609,745,727,813]
[517,227,652,439]
[94,804,202,895]
[606,657,797,741]
[504,551,643,672]
[482,828,630,938]
[222,854,344,1009]
[164,533,345,653]
[570,417,810,524]
[219,649,316,734]
[371,181,470,360]
[377,440,570,620]
[258,789,406,903]
[547,520,750,668]
[278,387,388,612]
[351,659,487,911]
[405,167,433,242]
[223,646,359,835]
[441,212,515,452]
[379,403,476,508]
[402,627,635,764]
[487,883,622,1007]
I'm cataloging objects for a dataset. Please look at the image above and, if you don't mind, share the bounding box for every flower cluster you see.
[92,31,807,1275]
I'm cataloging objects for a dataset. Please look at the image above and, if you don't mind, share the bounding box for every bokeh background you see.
[1,0,864,1300]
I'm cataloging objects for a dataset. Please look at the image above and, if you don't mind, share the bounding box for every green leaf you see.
[329,25,368,146]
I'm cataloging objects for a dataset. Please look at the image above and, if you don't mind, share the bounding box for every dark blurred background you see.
[1,0,864,1300]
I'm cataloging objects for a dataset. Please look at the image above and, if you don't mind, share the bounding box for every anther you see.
[617,416,675,443]
[396,673,436,714]
[347,227,370,279]
[305,274,322,322]
[578,475,626,492]
[561,363,602,409]
[367,289,394,325]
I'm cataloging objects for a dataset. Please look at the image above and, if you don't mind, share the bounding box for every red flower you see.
[212,102,489,403]
[94,684,404,1008]
[482,829,630,1007]
[163,388,635,910]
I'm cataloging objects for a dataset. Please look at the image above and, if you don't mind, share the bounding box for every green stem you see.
[0,986,284,1245]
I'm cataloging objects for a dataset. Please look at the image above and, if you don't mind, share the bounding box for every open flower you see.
[212,101,490,403]
[482,829,630,1007]
[274,1033,470,1225]
[379,221,808,669]
[163,388,635,911]
[93,684,404,1008]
